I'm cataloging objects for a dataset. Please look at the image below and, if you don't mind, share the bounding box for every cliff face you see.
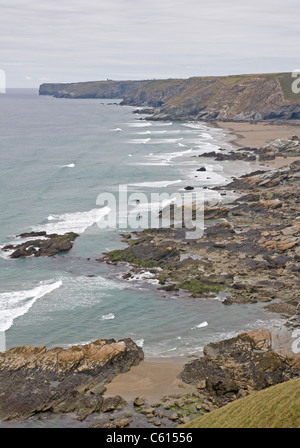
[39,73,300,121]
[121,73,300,121]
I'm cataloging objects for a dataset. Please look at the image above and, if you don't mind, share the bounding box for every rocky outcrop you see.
[0,338,143,421]
[224,159,300,190]
[2,232,79,258]
[180,327,300,408]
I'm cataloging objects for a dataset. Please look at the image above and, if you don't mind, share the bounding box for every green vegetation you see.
[182,378,300,428]
[179,278,223,297]
[108,249,158,268]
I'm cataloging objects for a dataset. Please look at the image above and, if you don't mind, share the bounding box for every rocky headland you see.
[39,72,300,122]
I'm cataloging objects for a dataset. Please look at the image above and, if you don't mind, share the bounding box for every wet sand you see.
[104,360,197,402]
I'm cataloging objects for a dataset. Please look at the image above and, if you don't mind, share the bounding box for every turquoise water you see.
[0,92,282,359]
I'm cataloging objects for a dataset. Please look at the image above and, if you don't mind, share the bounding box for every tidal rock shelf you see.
[0,338,143,421]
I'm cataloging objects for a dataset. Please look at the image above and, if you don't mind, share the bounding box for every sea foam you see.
[0,280,62,332]
[32,207,111,235]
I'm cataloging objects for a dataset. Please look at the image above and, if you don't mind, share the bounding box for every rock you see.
[180,329,300,408]
[204,206,230,220]
[184,186,194,190]
[3,232,79,258]
[233,194,260,203]
[89,421,117,428]
[102,395,127,412]
[0,338,143,421]
[134,396,145,407]
[142,407,156,416]
[201,403,213,412]
[153,420,162,426]
[197,167,206,172]
[115,418,132,428]
[196,380,206,390]
[17,231,47,238]
[168,412,179,421]
[180,417,190,424]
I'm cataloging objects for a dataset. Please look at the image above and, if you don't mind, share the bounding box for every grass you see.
[181,378,300,428]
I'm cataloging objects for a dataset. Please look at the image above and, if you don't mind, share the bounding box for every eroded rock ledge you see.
[0,338,143,421]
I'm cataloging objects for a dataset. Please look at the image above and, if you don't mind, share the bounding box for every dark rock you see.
[180,329,300,407]
[3,232,79,258]
[17,231,47,238]
[102,395,127,412]
[184,186,194,190]
[0,338,143,421]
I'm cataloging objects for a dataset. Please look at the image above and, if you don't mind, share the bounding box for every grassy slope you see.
[182,378,300,428]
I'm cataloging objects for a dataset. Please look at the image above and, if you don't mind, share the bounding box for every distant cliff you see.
[39,80,149,99]
[39,73,300,121]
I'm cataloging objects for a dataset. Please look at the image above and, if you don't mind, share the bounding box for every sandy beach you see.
[104,360,197,401]
[217,121,299,148]
[217,121,300,168]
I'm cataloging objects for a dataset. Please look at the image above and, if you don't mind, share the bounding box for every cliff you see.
[39,80,149,99]
[39,73,300,121]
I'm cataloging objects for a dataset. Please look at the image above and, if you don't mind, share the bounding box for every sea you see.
[0,89,284,360]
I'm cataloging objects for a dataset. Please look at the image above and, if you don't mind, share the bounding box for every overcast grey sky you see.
[1,0,299,88]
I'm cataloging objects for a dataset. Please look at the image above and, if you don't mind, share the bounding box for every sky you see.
[0,0,299,88]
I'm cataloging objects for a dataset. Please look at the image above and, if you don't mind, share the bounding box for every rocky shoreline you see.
[101,135,300,316]
[0,321,299,428]
[1,133,299,428]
